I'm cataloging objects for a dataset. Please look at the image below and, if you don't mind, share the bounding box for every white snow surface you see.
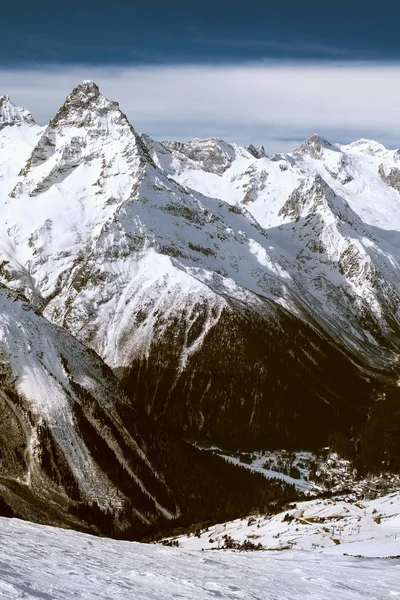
[0,516,399,599]
[176,492,400,559]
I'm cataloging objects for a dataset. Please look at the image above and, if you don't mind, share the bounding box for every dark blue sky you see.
[2,0,399,66]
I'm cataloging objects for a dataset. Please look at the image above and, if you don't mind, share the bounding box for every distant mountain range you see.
[1,82,399,536]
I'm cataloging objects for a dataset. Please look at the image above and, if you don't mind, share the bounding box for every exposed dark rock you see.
[295,135,340,160]
[378,164,400,193]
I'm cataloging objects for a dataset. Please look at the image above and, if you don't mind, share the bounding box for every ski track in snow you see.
[0,517,398,599]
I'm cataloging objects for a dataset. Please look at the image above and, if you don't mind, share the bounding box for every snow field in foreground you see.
[0,516,399,599]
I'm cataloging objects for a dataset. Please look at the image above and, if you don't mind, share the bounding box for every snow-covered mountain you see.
[1,82,400,454]
[145,132,400,363]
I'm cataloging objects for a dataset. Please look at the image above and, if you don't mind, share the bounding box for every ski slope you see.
[0,516,398,599]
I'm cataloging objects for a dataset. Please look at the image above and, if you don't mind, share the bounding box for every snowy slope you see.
[0,516,398,599]
[0,96,42,198]
[2,83,400,449]
[176,491,400,559]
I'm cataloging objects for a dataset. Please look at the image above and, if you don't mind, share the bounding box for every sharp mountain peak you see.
[48,80,126,130]
[295,134,339,158]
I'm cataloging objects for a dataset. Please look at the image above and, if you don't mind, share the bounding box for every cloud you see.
[195,36,364,59]
[1,62,399,153]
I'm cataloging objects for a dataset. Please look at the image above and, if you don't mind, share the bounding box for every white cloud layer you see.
[1,63,399,152]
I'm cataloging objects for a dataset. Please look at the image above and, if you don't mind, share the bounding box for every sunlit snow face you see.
[0,496,399,599]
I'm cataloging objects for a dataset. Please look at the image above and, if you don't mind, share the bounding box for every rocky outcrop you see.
[247,144,266,159]
[163,138,236,174]
[295,134,340,159]
[378,163,400,193]
[0,95,36,129]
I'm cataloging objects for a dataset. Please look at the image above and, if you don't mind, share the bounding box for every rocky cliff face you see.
[1,83,400,456]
